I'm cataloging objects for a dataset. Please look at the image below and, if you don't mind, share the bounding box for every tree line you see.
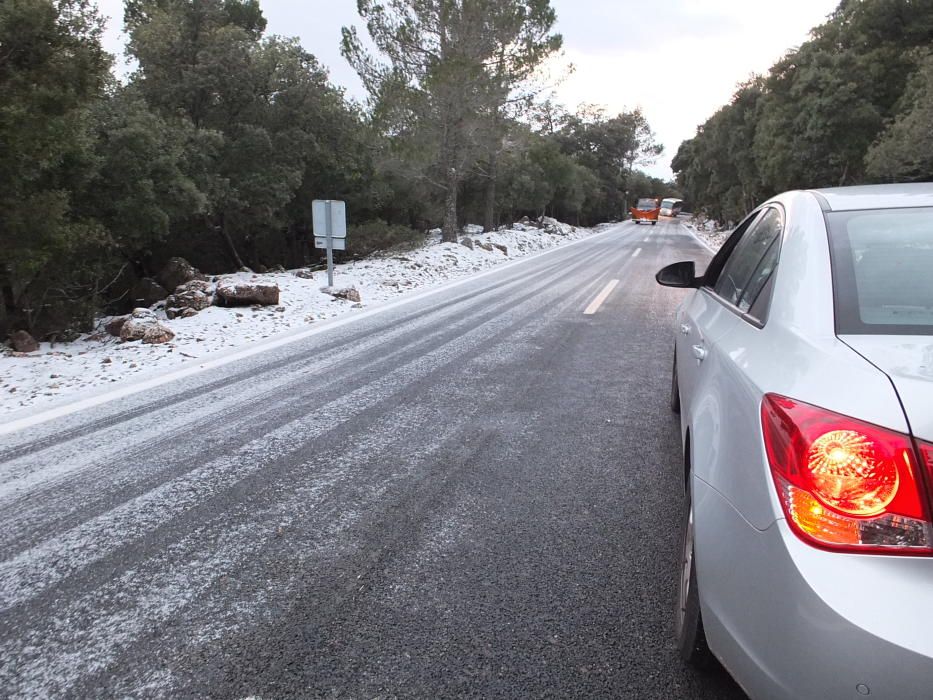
[1,0,672,340]
[673,0,933,224]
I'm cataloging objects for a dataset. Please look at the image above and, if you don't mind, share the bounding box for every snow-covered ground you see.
[682,216,728,251]
[0,220,605,417]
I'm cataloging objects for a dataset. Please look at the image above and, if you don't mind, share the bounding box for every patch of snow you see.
[682,215,729,251]
[0,222,598,416]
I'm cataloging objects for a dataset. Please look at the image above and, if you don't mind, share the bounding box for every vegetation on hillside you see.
[1,0,671,339]
[673,0,933,224]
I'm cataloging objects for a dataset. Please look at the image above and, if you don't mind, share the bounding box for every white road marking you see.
[632,248,642,258]
[583,280,620,315]
[0,224,625,437]
[642,237,649,242]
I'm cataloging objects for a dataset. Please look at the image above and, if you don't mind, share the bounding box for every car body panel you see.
[695,477,933,700]
[840,335,933,442]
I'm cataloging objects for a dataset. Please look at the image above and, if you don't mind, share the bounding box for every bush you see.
[345,220,425,258]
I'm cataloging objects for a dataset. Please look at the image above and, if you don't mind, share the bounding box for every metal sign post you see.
[312,200,347,288]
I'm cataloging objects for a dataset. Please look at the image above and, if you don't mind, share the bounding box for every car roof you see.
[807,182,933,212]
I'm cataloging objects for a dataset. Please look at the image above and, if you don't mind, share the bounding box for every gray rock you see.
[131,278,169,307]
[293,269,315,280]
[104,316,129,337]
[157,257,207,293]
[215,281,280,306]
[492,243,508,255]
[325,287,362,303]
[10,330,38,353]
[460,237,475,250]
[166,280,214,319]
[119,308,175,344]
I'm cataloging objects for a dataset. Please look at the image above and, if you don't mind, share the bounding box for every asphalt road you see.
[0,218,746,698]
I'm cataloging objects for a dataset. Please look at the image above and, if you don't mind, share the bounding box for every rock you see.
[166,280,214,319]
[119,308,175,344]
[215,280,280,306]
[157,257,207,293]
[269,264,285,273]
[325,287,362,303]
[102,357,112,364]
[492,243,508,255]
[10,330,38,353]
[460,237,475,250]
[104,315,129,337]
[293,268,315,280]
[131,277,169,307]
[477,241,494,252]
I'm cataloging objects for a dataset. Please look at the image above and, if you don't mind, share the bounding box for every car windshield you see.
[828,207,933,335]
[637,199,656,209]
[660,199,676,208]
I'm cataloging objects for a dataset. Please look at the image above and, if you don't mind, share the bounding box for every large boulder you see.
[157,257,207,293]
[10,330,38,353]
[215,280,280,307]
[131,277,169,307]
[120,308,175,344]
[166,280,214,319]
[104,315,129,337]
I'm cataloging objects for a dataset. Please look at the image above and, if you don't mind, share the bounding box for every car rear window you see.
[828,207,933,335]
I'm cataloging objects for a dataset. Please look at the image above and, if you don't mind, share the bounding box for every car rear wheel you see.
[670,351,681,414]
[676,476,714,668]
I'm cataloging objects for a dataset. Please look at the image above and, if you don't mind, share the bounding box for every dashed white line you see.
[583,280,620,315]
[632,248,642,258]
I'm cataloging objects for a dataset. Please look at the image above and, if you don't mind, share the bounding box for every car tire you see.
[670,352,681,414]
[676,477,714,669]
[651,221,657,226]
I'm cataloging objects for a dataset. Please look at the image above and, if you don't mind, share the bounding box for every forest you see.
[673,0,933,224]
[0,0,673,339]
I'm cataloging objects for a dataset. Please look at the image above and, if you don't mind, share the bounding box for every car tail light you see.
[761,394,933,554]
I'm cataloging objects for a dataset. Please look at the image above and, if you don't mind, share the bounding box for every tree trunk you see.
[483,148,499,233]
[442,170,459,243]
[217,213,246,270]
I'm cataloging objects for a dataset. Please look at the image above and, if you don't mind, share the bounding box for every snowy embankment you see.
[682,216,728,251]
[0,219,603,416]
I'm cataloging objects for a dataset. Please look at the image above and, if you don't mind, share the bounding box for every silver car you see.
[656,183,933,699]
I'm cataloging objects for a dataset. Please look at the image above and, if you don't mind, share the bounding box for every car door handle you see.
[680,324,691,335]
[692,344,707,361]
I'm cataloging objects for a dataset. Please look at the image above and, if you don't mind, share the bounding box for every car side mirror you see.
[656,261,701,288]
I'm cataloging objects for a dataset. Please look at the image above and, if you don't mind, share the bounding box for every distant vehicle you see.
[659,198,683,217]
[630,198,660,225]
[656,183,933,699]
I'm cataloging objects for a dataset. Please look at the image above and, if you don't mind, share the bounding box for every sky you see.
[95,0,840,180]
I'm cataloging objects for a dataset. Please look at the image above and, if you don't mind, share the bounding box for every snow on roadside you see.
[682,216,728,251]
[0,219,601,416]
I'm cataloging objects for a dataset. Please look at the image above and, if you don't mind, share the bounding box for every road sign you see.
[312,200,347,238]
[314,237,346,251]
[312,199,347,288]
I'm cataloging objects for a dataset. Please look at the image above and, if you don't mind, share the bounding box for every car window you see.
[828,207,933,335]
[713,208,784,309]
[738,233,780,316]
[701,210,763,286]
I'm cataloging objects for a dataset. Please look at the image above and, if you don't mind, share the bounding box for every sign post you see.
[312,200,347,288]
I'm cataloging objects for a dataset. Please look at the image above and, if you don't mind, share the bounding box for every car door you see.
[676,210,763,414]
[687,206,785,495]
